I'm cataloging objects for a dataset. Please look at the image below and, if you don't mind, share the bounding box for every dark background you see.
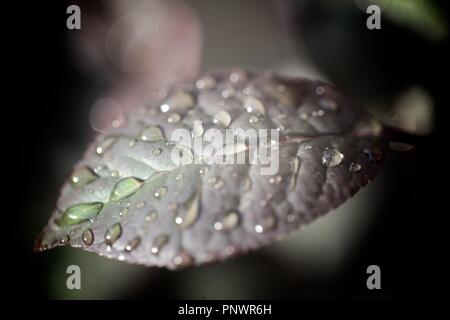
[9,0,447,300]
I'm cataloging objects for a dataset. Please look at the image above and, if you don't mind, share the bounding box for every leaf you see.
[35,69,386,269]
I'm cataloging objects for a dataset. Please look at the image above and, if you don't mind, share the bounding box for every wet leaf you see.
[36,69,386,269]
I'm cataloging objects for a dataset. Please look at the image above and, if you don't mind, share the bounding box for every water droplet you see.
[321,148,344,167]
[150,234,169,255]
[168,113,181,124]
[145,211,158,223]
[153,186,168,199]
[152,147,162,156]
[128,139,136,147]
[213,179,224,190]
[165,90,194,111]
[70,167,98,188]
[82,229,94,246]
[105,223,122,246]
[139,126,165,141]
[214,211,239,231]
[136,201,145,209]
[255,215,276,233]
[125,237,141,252]
[119,207,129,217]
[175,192,200,230]
[199,167,208,177]
[248,115,259,124]
[349,162,362,172]
[59,235,70,245]
[58,202,103,227]
[96,137,116,155]
[300,112,309,120]
[242,176,252,191]
[244,96,266,115]
[269,175,283,184]
[172,251,193,268]
[110,177,143,202]
[111,170,120,177]
[192,120,204,137]
[175,174,184,181]
[196,76,216,90]
[288,157,300,191]
[319,98,339,111]
[213,110,232,128]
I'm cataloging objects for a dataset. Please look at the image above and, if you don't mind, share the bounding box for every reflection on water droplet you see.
[175,174,184,181]
[151,234,169,255]
[244,96,266,115]
[315,86,325,96]
[139,126,165,141]
[153,186,168,199]
[349,162,362,172]
[160,103,170,113]
[213,111,232,128]
[105,223,122,246]
[96,137,116,155]
[59,202,103,227]
[82,229,94,245]
[125,237,141,252]
[70,167,98,188]
[128,139,136,147]
[168,113,181,124]
[213,179,224,190]
[321,148,344,167]
[110,177,143,202]
[145,211,158,223]
[255,224,264,233]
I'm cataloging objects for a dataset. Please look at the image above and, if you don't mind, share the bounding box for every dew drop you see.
[145,211,158,223]
[244,96,266,115]
[175,192,200,230]
[82,229,94,246]
[173,251,193,268]
[139,126,165,141]
[119,207,129,217]
[105,223,122,246]
[96,137,116,155]
[192,120,204,138]
[136,201,145,209]
[214,211,239,231]
[168,113,181,124]
[349,162,362,172]
[152,147,162,156]
[248,115,259,124]
[321,148,344,167]
[59,235,70,245]
[110,177,143,202]
[125,237,141,252]
[288,157,300,191]
[58,202,103,227]
[151,234,169,255]
[70,167,98,188]
[153,186,168,199]
[319,98,339,111]
[213,110,232,128]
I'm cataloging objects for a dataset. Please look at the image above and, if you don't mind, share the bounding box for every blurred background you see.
[15,0,447,299]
